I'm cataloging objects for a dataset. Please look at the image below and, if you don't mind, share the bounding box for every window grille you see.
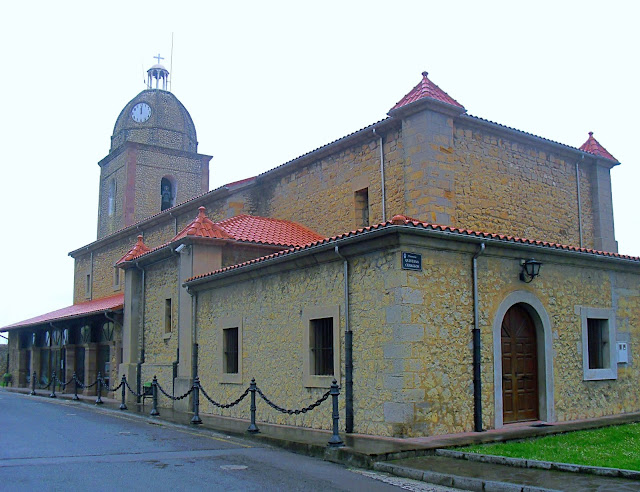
[310,318,333,376]
[223,327,239,374]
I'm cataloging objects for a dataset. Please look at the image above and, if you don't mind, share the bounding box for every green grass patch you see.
[457,423,640,471]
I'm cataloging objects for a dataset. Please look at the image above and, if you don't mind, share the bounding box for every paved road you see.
[0,391,457,491]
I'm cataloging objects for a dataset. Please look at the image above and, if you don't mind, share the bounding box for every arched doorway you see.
[492,291,555,428]
[501,304,538,423]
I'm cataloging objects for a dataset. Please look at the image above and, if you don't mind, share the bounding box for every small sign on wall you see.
[617,342,629,364]
[402,252,422,271]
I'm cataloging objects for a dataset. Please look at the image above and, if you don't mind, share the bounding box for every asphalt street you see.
[0,391,458,491]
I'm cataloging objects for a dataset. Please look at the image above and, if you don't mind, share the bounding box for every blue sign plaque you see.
[401,252,422,271]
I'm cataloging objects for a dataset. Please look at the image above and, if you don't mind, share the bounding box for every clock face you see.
[131,102,151,123]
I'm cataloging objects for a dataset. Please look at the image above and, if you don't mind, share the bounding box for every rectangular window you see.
[310,318,334,376]
[219,317,243,383]
[164,299,172,334]
[587,318,609,369]
[113,267,120,290]
[580,307,617,381]
[223,327,239,374]
[85,274,91,299]
[354,188,370,228]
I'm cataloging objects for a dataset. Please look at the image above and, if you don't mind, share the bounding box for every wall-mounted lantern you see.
[520,258,542,283]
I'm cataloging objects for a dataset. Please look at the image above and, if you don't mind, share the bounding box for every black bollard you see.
[50,371,57,398]
[30,371,36,395]
[328,379,344,448]
[150,376,159,416]
[190,377,202,424]
[120,375,127,410]
[72,372,79,401]
[95,372,103,405]
[247,378,259,433]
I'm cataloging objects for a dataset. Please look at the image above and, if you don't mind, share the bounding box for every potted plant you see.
[1,373,11,387]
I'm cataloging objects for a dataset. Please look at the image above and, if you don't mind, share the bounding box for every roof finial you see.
[422,71,429,78]
[154,53,164,64]
[588,131,594,137]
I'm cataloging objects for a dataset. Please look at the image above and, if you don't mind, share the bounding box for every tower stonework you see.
[97,69,211,239]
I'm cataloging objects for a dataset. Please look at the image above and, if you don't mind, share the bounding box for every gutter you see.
[334,245,353,433]
[472,242,486,432]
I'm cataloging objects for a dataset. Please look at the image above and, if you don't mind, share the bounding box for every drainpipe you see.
[334,245,353,433]
[575,156,584,248]
[135,262,146,401]
[472,242,486,432]
[373,128,386,222]
[186,286,198,380]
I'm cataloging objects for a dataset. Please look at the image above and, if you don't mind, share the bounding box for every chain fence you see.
[24,371,344,448]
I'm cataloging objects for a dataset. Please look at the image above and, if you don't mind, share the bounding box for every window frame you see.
[580,306,617,381]
[303,306,340,388]
[218,316,242,384]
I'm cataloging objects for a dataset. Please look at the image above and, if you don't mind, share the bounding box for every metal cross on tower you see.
[154,53,164,64]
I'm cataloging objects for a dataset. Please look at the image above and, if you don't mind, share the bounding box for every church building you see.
[3,62,639,438]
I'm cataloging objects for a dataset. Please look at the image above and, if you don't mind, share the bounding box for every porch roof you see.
[0,294,124,332]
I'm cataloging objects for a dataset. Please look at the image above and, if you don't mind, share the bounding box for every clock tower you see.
[96,58,211,239]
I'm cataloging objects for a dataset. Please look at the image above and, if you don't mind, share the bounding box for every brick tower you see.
[96,58,211,239]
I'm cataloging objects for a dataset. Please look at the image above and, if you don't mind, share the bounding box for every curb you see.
[373,461,559,492]
[436,449,640,480]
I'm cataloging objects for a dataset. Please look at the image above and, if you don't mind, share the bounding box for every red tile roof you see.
[120,209,325,264]
[1,294,124,331]
[116,235,151,265]
[579,132,617,162]
[391,72,464,111]
[173,207,233,241]
[187,214,639,284]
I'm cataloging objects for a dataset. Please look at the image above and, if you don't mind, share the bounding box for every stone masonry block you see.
[392,324,424,343]
[383,402,413,423]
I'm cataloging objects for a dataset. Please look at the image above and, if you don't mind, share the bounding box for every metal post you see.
[30,371,36,395]
[50,371,57,398]
[95,371,103,405]
[72,372,79,401]
[150,375,159,416]
[328,379,344,447]
[190,377,202,424]
[120,375,127,410]
[247,378,259,433]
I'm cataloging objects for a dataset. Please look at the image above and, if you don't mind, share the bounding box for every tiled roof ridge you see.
[391,71,464,111]
[579,131,617,162]
[186,214,639,283]
[116,235,151,265]
[172,206,233,241]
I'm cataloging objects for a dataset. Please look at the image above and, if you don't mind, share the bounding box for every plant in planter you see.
[1,373,11,387]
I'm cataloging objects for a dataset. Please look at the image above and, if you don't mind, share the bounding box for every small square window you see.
[223,327,239,374]
[580,307,617,381]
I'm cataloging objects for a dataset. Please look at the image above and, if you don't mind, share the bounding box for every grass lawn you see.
[457,423,640,471]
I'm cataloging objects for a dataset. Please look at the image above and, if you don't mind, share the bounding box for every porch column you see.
[119,267,142,404]
[83,343,98,396]
[64,346,76,393]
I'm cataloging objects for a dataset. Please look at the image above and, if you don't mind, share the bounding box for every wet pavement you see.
[5,387,640,491]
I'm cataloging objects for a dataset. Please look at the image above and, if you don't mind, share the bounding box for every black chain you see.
[255,386,330,415]
[124,378,143,397]
[37,378,53,390]
[199,384,249,409]
[155,381,193,401]
[100,377,123,393]
[56,375,74,387]
[76,377,99,389]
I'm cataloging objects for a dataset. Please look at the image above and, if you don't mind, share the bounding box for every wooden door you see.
[502,304,539,423]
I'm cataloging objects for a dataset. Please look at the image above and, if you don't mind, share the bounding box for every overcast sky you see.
[1,1,638,340]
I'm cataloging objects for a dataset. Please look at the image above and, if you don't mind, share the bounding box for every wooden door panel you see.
[502,305,539,423]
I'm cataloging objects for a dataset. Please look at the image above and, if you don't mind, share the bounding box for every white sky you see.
[1,1,638,340]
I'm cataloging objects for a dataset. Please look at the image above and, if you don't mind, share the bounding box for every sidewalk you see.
[5,387,640,491]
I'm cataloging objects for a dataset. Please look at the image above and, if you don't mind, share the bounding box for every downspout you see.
[186,286,198,380]
[472,242,486,432]
[373,128,386,222]
[135,262,146,401]
[334,245,353,433]
[575,156,584,248]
